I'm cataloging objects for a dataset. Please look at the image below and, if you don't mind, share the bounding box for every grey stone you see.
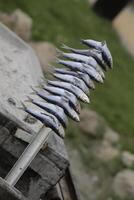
[11,9,33,41]
[78,109,106,138]
[121,151,134,168]
[0,12,14,29]
[0,10,32,41]
[104,127,120,145]
[93,140,120,162]
[113,169,134,199]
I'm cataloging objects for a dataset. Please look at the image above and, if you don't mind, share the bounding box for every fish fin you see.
[80,39,84,43]
[61,43,71,50]
[92,49,102,54]
[41,112,56,123]
[55,57,61,63]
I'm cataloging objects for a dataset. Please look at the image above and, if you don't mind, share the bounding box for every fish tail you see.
[55,57,61,63]
[49,68,54,76]
[40,75,48,83]
[40,76,46,84]
[25,96,33,103]
[80,39,85,44]
[47,64,54,72]
[30,86,38,94]
[17,101,27,111]
[55,48,63,56]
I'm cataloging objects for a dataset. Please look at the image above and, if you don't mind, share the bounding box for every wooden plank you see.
[0,178,27,200]
[93,0,131,20]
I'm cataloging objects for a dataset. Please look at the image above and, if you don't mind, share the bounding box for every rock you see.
[0,12,13,28]
[78,109,106,138]
[0,10,32,41]
[121,151,134,168]
[113,169,134,199]
[30,42,57,73]
[93,140,120,162]
[11,9,33,41]
[104,127,120,145]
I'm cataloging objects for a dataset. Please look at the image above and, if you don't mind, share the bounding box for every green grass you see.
[0,0,134,151]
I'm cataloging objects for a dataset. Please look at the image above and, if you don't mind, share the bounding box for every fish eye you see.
[101,41,106,46]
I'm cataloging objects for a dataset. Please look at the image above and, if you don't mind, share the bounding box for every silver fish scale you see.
[47,80,90,103]
[58,59,103,83]
[61,43,106,69]
[24,39,113,138]
[36,91,80,122]
[53,73,89,94]
[43,85,81,114]
[54,68,94,89]
[24,107,64,138]
[32,99,68,128]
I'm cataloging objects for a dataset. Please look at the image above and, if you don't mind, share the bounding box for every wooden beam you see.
[93,0,132,20]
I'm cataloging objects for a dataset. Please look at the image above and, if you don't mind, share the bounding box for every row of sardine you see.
[23,39,113,138]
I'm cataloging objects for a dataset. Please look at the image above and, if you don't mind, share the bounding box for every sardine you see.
[101,42,113,68]
[83,63,104,83]
[53,73,89,94]
[58,54,105,79]
[54,68,95,89]
[35,91,80,122]
[58,60,103,83]
[81,39,102,49]
[54,68,78,76]
[47,80,90,103]
[44,85,81,113]
[62,44,107,70]
[77,72,95,89]
[61,52,94,65]
[28,97,68,128]
[61,43,92,55]
[81,39,113,68]
[23,106,64,138]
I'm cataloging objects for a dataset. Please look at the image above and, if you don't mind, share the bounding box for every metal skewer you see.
[5,126,54,186]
